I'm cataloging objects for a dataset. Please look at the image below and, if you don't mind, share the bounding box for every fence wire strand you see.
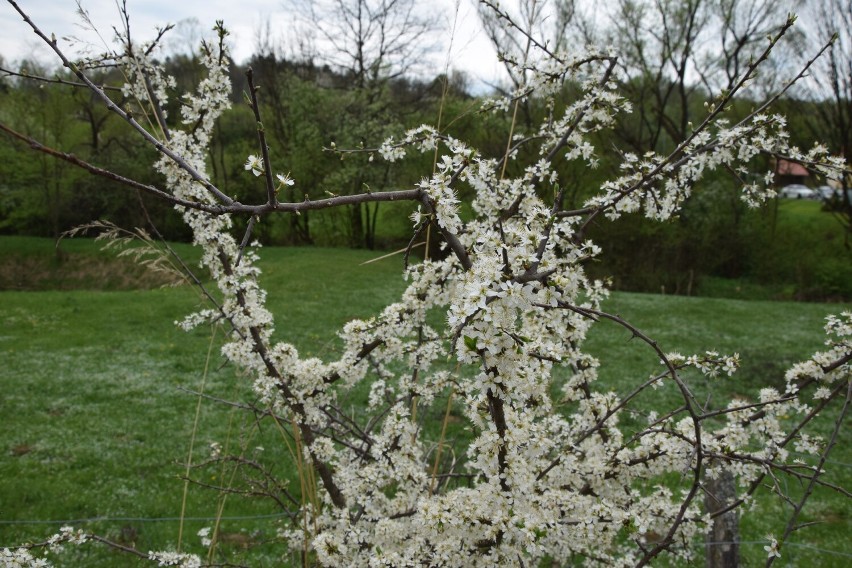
[700,540,852,559]
[2,521,850,559]
[0,512,288,525]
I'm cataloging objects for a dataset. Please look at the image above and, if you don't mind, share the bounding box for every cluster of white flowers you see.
[288,26,847,564]
[25,8,848,567]
[583,111,846,220]
[785,311,852,391]
[690,313,852,494]
[47,526,87,550]
[147,551,202,568]
[197,527,212,548]
[119,45,176,118]
[0,547,51,568]
[0,527,90,568]
[666,351,741,378]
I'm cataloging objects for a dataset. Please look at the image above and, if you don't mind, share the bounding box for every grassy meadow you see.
[0,237,849,566]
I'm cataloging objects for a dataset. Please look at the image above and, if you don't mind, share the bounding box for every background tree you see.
[574,0,812,295]
[0,0,847,297]
[0,64,95,236]
[478,0,578,120]
[289,0,440,248]
[805,0,852,247]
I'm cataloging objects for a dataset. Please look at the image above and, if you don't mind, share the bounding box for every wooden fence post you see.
[705,469,739,568]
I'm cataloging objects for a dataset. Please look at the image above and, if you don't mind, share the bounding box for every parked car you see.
[817,185,852,202]
[779,184,817,199]
[817,185,835,200]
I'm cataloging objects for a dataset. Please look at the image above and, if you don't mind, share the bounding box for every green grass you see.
[743,199,852,301]
[707,198,852,302]
[0,239,408,566]
[0,237,849,566]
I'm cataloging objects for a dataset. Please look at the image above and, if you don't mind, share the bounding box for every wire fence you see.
[789,451,852,469]
[2,516,850,560]
[702,540,852,559]
[0,512,288,526]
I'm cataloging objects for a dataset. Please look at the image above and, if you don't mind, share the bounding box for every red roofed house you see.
[775,158,810,187]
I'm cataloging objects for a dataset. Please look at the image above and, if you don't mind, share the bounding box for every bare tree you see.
[293,0,439,90]
[287,0,441,249]
[709,0,803,95]
[805,0,852,246]
[478,0,578,94]
[603,0,710,152]
[597,0,798,153]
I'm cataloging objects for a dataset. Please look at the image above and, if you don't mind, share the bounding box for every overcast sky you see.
[1,0,505,91]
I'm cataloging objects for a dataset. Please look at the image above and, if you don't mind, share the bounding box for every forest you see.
[1,0,850,301]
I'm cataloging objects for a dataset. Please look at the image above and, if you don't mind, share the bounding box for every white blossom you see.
[244,154,263,176]
[764,535,781,559]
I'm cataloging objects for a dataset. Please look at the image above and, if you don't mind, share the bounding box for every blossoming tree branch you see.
[2,0,850,566]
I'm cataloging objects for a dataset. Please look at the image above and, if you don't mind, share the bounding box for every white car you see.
[816,185,835,200]
[779,184,817,199]
[817,185,852,202]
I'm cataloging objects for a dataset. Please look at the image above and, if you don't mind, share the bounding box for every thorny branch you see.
[3,0,850,566]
